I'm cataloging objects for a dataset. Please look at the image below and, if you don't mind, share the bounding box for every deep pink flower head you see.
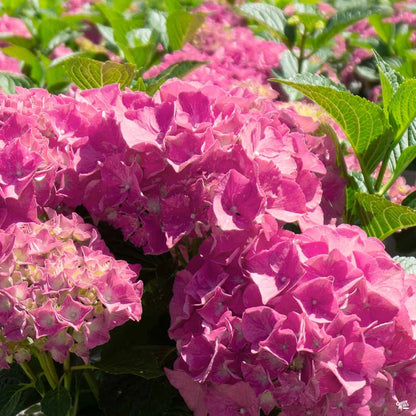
[0,51,21,73]
[0,14,31,38]
[0,211,142,366]
[144,2,285,98]
[167,223,416,415]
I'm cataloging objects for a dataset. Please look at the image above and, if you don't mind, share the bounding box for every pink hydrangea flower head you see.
[0,211,143,366]
[168,223,416,414]
[0,14,31,38]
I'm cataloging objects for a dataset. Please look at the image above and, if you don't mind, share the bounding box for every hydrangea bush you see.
[0,0,416,415]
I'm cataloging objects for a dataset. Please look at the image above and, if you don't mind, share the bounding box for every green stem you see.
[356,155,376,194]
[20,361,37,384]
[70,364,97,371]
[83,370,99,402]
[379,175,396,196]
[33,350,59,389]
[63,355,71,392]
[363,172,376,194]
[71,384,80,416]
[44,352,60,387]
[298,28,307,73]
[375,155,390,194]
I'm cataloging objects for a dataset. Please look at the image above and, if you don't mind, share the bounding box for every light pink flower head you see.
[0,211,143,366]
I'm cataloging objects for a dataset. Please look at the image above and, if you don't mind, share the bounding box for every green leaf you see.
[0,385,22,416]
[166,11,204,51]
[148,10,169,50]
[113,17,146,48]
[2,46,44,84]
[143,60,207,95]
[369,14,393,45]
[271,73,390,174]
[393,255,416,274]
[164,0,182,13]
[122,44,156,69]
[101,61,136,88]
[96,24,116,47]
[132,77,146,92]
[41,387,71,416]
[126,28,153,48]
[0,0,26,14]
[38,0,61,10]
[95,3,124,25]
[37,18,68,51]
[315,122,349,177]
[313,6,390,50]
[374,50,404,114]
[112,0,133,13]
[98,374,192,416]
[356,192,416,240]
[238,3,287,42]
[388,118,416,178]
[92,344,174,379]
[13,403,42,416]
[0,34,34,49]
[383,145,416,193]
[277,50,303,101]
[0,71,35,94]
[344,178,359,224]
[64,57,136,90]
[402,190,416,209]
[389,79,416,143]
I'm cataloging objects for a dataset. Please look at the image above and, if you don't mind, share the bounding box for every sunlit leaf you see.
[356,192,416,240]
[166,11,204,51]
[271,73,390,174]
[143,59,207,95]
[374,50,404,114]
[64,57,136,90]
[238,3,287,42]
[2,45,44,84]
[0,71,35,93]
[389,79,416,143]
[41,387,71,416]
[394,255,416,274]
[313,6,390,50]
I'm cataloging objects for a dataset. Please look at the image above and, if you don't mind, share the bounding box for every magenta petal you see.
[213,169,263,231]
[259,327,298,365]
[343,342,385,380]
[265,178,306,222]
[165,368,208,416]
[205,382,259,416]
[241,306,285,344]
[324,361,366,396]
[293,277,338,322]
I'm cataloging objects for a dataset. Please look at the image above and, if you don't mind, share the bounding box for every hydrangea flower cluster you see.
[1,2,416,414]
[167,223,416,415]
[0,13,31,74]
[73,79,344,253]
[0,86,110,228]
[0,14,31,38]
[0,211,142,367]
[0,77,343,254]
[145,2,286,98]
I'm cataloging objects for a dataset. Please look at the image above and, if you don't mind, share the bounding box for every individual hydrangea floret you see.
[0,211,143,367]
